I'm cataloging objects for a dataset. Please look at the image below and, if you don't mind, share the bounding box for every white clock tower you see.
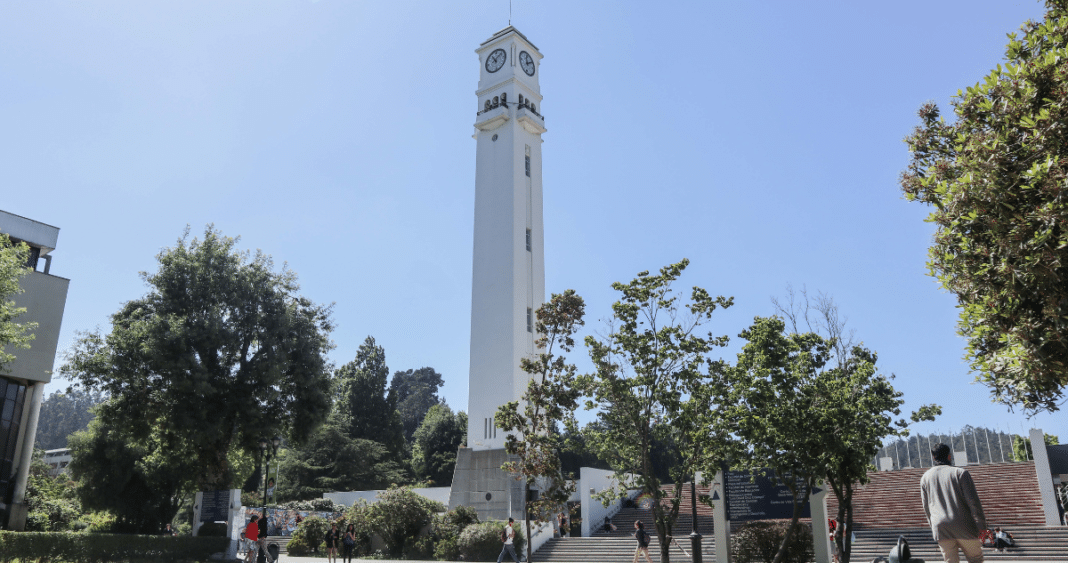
[467,26,546,451]
[449,26,546,519]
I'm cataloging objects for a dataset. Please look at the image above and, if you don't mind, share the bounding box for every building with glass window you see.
[0,210,69,530]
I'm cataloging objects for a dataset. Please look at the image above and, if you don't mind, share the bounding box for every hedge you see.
[0,531,229,563]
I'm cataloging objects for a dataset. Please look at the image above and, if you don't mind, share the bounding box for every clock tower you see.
[449,26,546,520]
[467,26,546,451]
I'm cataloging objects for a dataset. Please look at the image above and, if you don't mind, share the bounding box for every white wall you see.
[324,487,452,508]
[580,467,636,537]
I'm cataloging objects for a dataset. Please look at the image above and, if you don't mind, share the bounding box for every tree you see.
[900,1,1068,413]
[35,388,106,450]
[390,367,445,443]
[496,289,585,563]
[336,337,406,464]
[1013,432,1060,461]
[706,312,939,563]
[0,233,36,372]
[582,261,733,563]
[61,226,335,492]
[706,317,832,563]
[411,403,467,486]
[277,338,410,498]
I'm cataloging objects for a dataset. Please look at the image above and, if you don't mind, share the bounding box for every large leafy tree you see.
[411,403,467,486]
[390,367,445,443]
[0,233,36,372]
[35,388,106,450]
[582,261,732,563]
[61,226,335,491]
[496,289,585,563]
[901,1,1068,413]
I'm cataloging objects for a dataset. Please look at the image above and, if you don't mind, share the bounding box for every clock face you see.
[485,49,507,73]
[519,51,535,76]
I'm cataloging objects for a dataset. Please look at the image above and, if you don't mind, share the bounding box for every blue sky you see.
[2,0,1062,442]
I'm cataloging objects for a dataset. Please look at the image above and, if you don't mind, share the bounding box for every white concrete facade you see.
[466,27,546,451]
[0,209,69,531]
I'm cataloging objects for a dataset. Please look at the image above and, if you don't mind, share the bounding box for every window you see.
[526,229,531,251]
[525,155,531,177]
[527,308,533,333]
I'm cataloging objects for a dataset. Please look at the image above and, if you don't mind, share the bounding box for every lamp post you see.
[690,477,703,563]
[259,436,281,521]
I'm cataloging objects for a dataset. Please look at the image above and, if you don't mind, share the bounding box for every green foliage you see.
[23,448,82,532]
[0,531,228,563]
[286,515,331,556]
[67,417,190,534]
[390,367,446,443]
[343,501,376,556]
[411,403,467,486]
[457,521,525,562]
[496,289,585,561]
[35,388,106,450]
[366,486,445,557]
[900,1,1068,413]
[0,233,36,372]
[582,260,732,563]
[1013,432,1060,461]
[60,225,335,493]
[338,337,406,459]
[429,506,480,561]
[731,521,813,563]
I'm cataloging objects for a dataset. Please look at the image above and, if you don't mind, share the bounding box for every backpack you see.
[501,527,508,542]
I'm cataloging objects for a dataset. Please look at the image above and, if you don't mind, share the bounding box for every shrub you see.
[287,515,331,556]
[0,531,228,563]
[344,501,375,556]
[731,521,813,563]
[366,486,444,557]
[431,506,480,561]
[458,521,525,562]
[277,498,347,512]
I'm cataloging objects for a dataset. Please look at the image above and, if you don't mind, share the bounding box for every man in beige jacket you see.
[920,443,987,563]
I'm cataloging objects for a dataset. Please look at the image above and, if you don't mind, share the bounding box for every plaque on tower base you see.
[447,447,525,521]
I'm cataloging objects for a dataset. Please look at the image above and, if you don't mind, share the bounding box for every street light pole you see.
[259,437,281,521]
[690,477,703,563]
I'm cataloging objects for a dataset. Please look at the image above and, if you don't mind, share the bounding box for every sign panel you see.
[200,490,231,522]
[723,470,811,522]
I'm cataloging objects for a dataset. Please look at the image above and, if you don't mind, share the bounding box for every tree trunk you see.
[525,481,533,563]
[771,482,811,563]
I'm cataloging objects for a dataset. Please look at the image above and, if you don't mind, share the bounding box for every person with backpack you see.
[497,518,522,563]
[633,520,653,563]
[324,522,340,563]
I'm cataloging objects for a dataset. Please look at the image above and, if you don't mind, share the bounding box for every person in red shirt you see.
[244,515,261,563]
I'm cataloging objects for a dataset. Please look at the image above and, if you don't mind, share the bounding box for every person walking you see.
[244,515,261,563]
[497,518,522,563]
[920,443,987,563]
[257,513,274,563]
[342,523,356,563]
[325,522,340,563]
[632,520,653,563]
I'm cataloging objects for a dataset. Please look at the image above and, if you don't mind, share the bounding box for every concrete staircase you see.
[848,526,1068,562]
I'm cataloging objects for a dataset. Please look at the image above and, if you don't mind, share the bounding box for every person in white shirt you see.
[497,518,522,563]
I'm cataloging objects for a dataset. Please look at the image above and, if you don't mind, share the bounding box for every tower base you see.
[448,448,525,521]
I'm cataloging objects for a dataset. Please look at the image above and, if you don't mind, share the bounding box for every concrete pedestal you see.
[448,448,525,521]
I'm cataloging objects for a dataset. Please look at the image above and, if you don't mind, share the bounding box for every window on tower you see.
[525,155,531,177]
[527,308,533,333]
[526,229,531,251]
